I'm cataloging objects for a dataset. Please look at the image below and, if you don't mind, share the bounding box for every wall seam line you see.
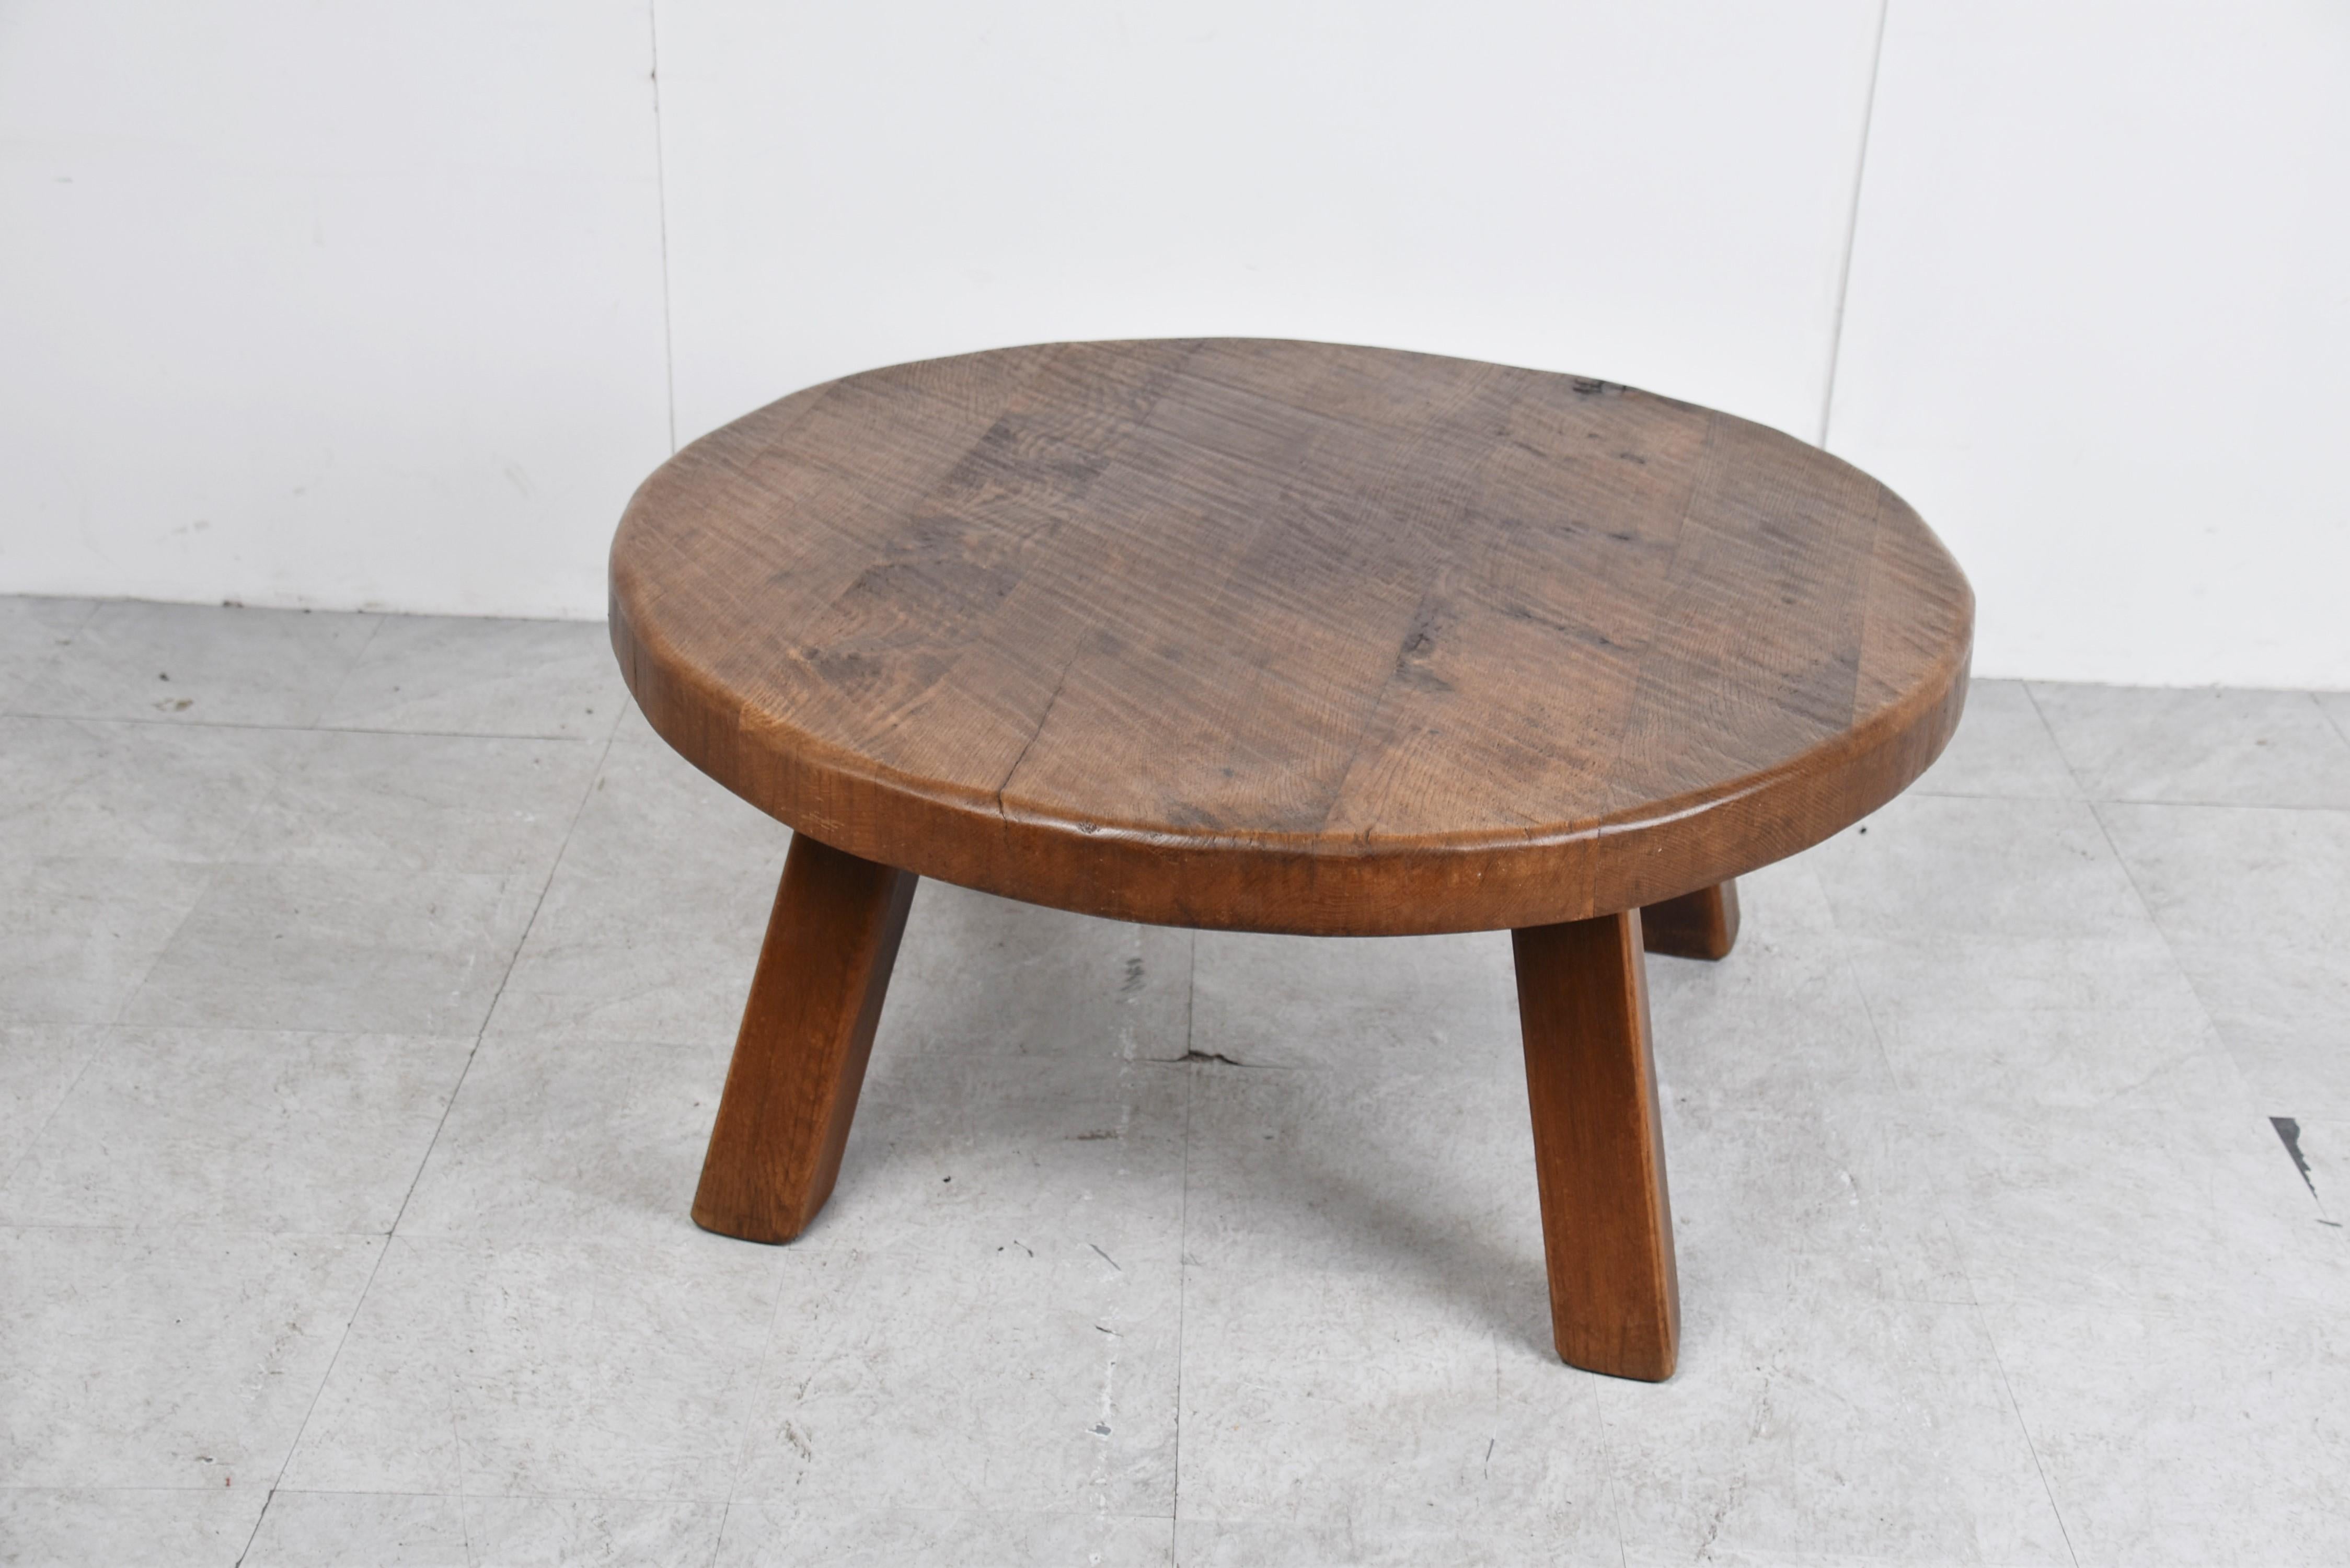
[1818,0,1892,450]
[649,0,678,454]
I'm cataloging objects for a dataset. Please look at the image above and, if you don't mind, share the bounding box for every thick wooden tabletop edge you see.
[607,340,1976,934]
[609,577,1970,934]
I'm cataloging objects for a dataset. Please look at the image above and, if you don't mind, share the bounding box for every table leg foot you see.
[1513,909,1679,1381]
[691,834,917,1243]
[1641,879,1740,961]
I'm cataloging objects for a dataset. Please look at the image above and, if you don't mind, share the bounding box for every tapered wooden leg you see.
[691,834,917,1243]
[1641,879,1740,961]
[1512,908,1679,1381]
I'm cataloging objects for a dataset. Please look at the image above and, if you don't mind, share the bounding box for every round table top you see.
[610,339,1971,936]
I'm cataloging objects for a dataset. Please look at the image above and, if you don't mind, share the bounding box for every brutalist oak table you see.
[609,339,1972,1382]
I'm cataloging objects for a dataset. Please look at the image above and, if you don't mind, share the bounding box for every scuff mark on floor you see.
[2271,1116,2318,1197]
[1158,1048,1249,1068]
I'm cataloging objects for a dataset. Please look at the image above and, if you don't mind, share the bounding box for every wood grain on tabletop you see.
[610,338,1971,936]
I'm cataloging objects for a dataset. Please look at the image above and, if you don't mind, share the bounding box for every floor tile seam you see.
[207,1202,435,1529]
[713,1205,814,1523]
[1831,931,2190,973]
[1793,872,1923,1103]
[1847,994,2230,1017]
[583,688,632,749]
[2023,681,2350,806]
[445,1478,742,1507]
[1964,1281,2348,1318]
[1813,863,1987,1316]
[0,848,228,877]
[510,849,797,899]
[2321,692,2350,751]
[903,1504,1190,1524]
[2073,791,2285,1128]
[2022,678,2337,702]
[390,714,625,1238]
[444,713,767,1533]
[1549,1385,1630,1568]
[471,1023,732,1052]
[98,839,234,1042]
[709,1498,1182,1524]
[708,1496,736,1567]
[370,1215,784,1255]
[1849,1019,2247,1088]
[1892,1082,2265,1126]
[232,1234,399,1568]
[1655,1278,1986,1312]
[1177,1515,1637,1548]
[303,610,389,729]
[133,852,584,885]
[1918,782,2350,814]
[309,721,615,747]
[1602,1336,1633,1568]
[2084,795,2350,816]
[1604,1537,1929,1568]
[1,708,600,743]
[0,1218,425,1240]
[0,1216,393,1250]
[149,709,367,900]
[1171,1243,1559,1293]
[2296,686,2348,741]
[28,856,562,939]
[83,1020,486,1047]
[0,1482,267,1496]
[2060,1037,2272,1117]
[0,1028,111,1206]
[1971,1300,2084,1568]
[0,599,102,718]
[2001,681,2094,815]
[234,721,626,1564]
[1910,787,2084,804]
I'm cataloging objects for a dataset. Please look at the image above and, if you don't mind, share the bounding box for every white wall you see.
[3,2,2345,685]
[0,0,673,619]
[1828,1,2350,688]
[656,1,1881,448]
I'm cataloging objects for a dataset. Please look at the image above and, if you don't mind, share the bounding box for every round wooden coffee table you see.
[609,339,1972,1381]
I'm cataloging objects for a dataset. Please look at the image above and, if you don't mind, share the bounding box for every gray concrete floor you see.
[1,595,2345,1566]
